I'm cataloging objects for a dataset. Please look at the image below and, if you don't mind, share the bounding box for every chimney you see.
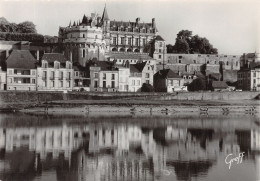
[136,18,140,24]
[152,18,155,27]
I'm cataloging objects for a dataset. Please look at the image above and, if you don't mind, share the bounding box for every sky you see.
[0,0,259,55]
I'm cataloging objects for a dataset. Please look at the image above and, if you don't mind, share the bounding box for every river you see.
[0,112,259,181]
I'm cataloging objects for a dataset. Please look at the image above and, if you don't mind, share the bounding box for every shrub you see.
[141,83,154,92]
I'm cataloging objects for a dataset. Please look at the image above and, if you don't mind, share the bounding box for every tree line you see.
[0,17,43,42]
[167,30,218,54]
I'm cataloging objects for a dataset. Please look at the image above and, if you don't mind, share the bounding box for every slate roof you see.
[108,52,154,60]
[155,69,182,79]
[101,6,109,21]
[212,81,228,89]
[6,50,36,69]
[154,35,164,41]
[42,53,68,63]
[130,64,142,73]
[92,61,117,71]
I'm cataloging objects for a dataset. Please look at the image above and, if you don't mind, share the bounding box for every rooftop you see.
[6,50,36,69]
[107,52,154,60]
[212,81,228,89]
[41,53,68,63]
[155,69,182,79]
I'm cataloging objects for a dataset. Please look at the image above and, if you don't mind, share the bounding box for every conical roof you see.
[101,5,109,21]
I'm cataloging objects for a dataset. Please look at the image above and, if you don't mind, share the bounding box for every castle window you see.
[135,38,139,46]
[179,56,182,59]
[193,60,196,63]
[95,35,98,39]
[121,37,124,45]
[83,34,85,38]
[128,38,131,45]
[207,61,209,64]
[179,60,181,63]
[226,61,229,65]
[236,61,238,66]
[113,37,116,45]
[215,61,217,64]
[83,49,85,58]
[159,42,163,47]
[159,55,162,59]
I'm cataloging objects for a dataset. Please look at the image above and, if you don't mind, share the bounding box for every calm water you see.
[0,112,259,181]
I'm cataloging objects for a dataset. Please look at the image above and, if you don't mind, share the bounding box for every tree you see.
[188,78,206,91]
[141,83,154,92]
[17,21,37,33]
[170,30,218,54]
[174,38,189,54]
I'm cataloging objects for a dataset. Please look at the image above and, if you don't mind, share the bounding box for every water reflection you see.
[0,113,259,181]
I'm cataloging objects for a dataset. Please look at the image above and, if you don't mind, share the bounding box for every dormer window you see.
[42,61,48,68]
[54,61,60,69]
[66,61,72,69]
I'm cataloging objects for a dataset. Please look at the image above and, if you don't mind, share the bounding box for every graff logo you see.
[225,152,245,169]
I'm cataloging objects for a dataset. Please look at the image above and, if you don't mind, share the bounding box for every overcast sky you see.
[0,0,259,55]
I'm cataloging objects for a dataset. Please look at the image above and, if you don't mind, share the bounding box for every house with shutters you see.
[6,50,37,91]
[37,53,73,91]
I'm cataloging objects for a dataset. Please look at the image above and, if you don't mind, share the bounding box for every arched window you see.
[112,48,117,52]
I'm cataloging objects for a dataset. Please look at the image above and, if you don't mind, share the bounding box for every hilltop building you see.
[58,6,159,67]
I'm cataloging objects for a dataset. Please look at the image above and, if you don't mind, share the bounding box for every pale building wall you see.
[0,69,6,90]
[118,68,130,91]
[6,68,37,91]
[37,61,73,91]
[128,77,142,92]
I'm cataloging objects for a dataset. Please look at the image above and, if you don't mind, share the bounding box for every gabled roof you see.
[154,35,165,41]
[42,53,68,63]
[134,62,147,72]
[6,50,36,69]
[212,81,228,89]
[130,64,142,73]
[155,69,182,79]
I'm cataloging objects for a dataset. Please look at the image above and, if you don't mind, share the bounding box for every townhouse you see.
[6,50,37,91]
[37,53,73,91]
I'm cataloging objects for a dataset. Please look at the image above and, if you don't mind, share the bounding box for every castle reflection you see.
[0,114,259,181]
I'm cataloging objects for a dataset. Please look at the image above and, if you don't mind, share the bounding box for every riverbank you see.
[0,91,259,114]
